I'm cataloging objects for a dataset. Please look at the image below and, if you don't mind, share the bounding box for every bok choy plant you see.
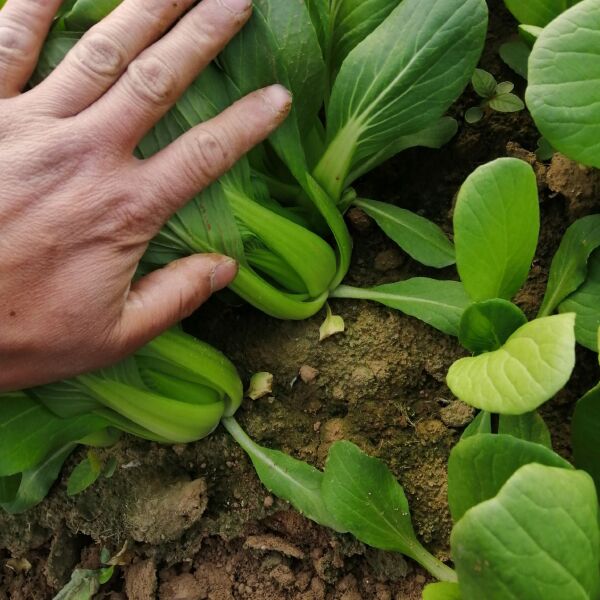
[33,0,487,320]
[0,329,243,513]
[445,158,577,416]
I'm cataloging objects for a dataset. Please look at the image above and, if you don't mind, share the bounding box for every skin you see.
[0,0,292,391]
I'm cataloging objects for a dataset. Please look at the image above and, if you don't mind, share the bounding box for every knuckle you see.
[125,56,178,107]
[73,31,127,79]
[185,129,231,185]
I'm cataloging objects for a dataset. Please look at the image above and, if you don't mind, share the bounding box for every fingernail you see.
[218,0,252,15]
[211,257,238,292]
[262,84,293,116]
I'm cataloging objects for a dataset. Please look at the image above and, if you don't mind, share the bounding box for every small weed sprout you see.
[465,69,524,123]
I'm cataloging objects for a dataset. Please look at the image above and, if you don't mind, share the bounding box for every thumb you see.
[115,254,238,352]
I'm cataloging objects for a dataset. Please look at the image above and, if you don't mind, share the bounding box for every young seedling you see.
[446,158,577,416]
[465,69,524,124]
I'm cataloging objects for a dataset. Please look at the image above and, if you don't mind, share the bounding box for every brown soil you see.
[1,1,599,598]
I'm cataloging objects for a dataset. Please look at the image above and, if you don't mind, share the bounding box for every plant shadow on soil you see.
[1,1,599,598]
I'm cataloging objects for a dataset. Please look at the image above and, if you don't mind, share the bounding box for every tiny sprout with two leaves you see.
[465,69,524,123]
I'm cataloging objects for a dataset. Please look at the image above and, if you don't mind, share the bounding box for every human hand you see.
[0,0,291,391]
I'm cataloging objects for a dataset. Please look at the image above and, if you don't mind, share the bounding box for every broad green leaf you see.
[454,158,539,302]
[305,0,329,56]
[322,441,457,582]
[499,40,530,80]
[0,394,108,476]
[538,215,600,317]
[423,582,462,600]
[220,0,324,182]
[572,381,600,491]
[353,198,455,268]
[1,445,75,514]
[504,0,582,26]
[458,299,528,353]
[452,464,600,600]
[560,250,600,351]
[527,0,600,168]
[472,69,497,98]
[346,117,458,185]
[447,314,576,414]
[222,418,345,532]
[447,434,571,521]
[315,0,487,199]
[461,411,491,439]
[328,0,402,80]
[488,93,524,113]
[67,451,103,496]
[331,279,471,336]
[498,411,552,448]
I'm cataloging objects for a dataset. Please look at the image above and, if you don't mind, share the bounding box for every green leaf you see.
[451,464,600,600]
[447,434,571,521]
[538,214,600,317]
[499,40,530,80]
[464,107,484,124]
[536,136,555,161]
[454,158,540,301]
[504,0,582,26]
[32,32,80,83]
[57,0,121,30]
[519,24,544,45]
[321,441,457,582]
[353,198,455,268]
[572,381,600,491]
[220,0,324,181]
[560,249,600,351]
[305,0,329,56]
[527,0,600,168]
[472,68,497,98]
[489,92,524,113]
[498,411,552,448]
[53,569,102,600]
[0,474,20,504]
[458,299,528,353]
[67,451,103,496]
[423,582,462,600]
[346,117,458,185]
[495,81,514,95]
[328,0,402,81]
[2,445,75,514]
[461,411,491,439]
[0,394,108,477]
[315,0,487,199]
[330,279,471,336]
[447,314,576,414]
[222,418,345,533]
